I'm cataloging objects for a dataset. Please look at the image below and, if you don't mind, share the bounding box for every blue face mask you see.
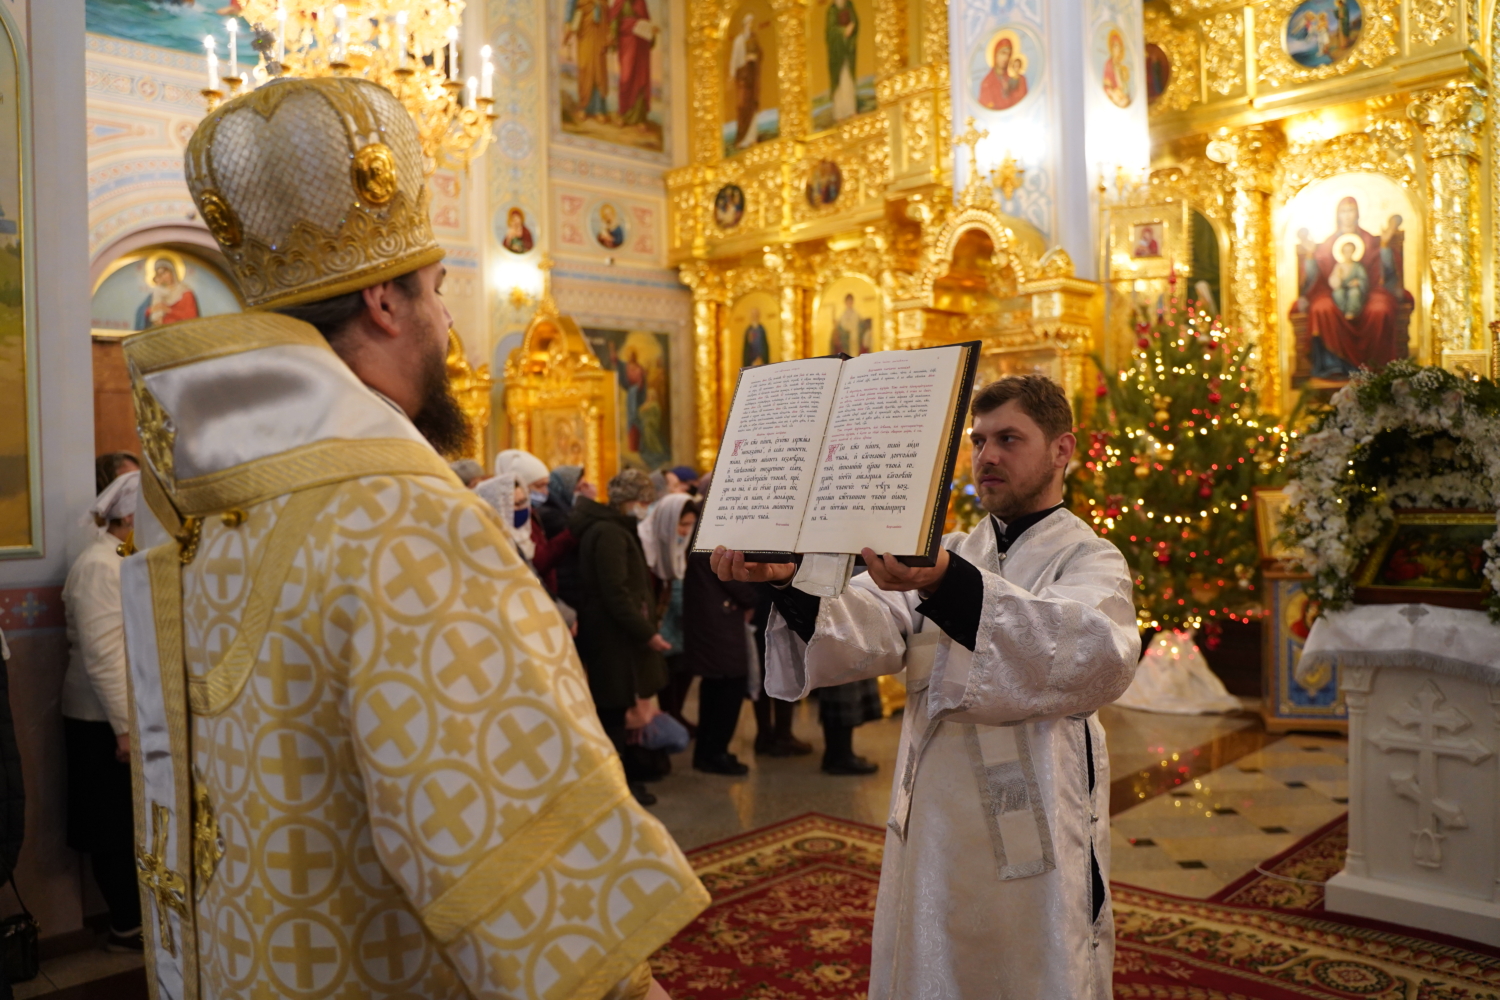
[528,490,548,506]
[513,508,530,528]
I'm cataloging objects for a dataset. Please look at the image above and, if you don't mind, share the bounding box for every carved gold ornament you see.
[352,142,398,206]
[130,372,177,486]
[1143,5,1199,113]
[196,189,242,248]
[1255,0,1398,88]
[192,783,225,898]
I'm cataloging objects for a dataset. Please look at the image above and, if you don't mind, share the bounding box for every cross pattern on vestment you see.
[616,878,678,937]
[137,802,189,956]
[266,636,314,706]
[267,827,335,896]
[492,715,555,780]
[342,489,387,523]
[542,943,603,1000]
[512,590,559,656]
[418,780,478,846]
[217,726,248,788]
[264,732,327,802]
[361,911,424,980]
[270,920,338,990]
[204,552,245,601]
[219,907,254,977]
[438,630,498,693]
[1371,679,1494,868]
[384,543,446,605]
[365,690,420,756]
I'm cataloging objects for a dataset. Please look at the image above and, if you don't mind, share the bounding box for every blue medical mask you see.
[513,508,530,528]
[529,490,548,505]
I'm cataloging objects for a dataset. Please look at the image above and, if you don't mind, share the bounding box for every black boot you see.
[821,722,878,775]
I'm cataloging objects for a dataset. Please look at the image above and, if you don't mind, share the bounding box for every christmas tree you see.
[1072,284,1285,631]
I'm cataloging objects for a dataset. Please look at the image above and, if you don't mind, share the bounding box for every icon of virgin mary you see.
[978,31,1028,112]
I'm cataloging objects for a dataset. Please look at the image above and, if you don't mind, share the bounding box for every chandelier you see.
[200,1,496,177]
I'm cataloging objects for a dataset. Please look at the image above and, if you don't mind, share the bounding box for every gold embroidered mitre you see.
[184,76,444,309]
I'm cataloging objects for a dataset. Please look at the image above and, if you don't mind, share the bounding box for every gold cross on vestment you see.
[137,802,189,955]
[512,590,558,655]
[954,116,989,181]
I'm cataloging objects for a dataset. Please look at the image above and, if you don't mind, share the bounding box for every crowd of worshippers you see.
[446,452,883,807]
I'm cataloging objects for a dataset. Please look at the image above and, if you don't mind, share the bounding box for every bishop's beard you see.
[413,343,474,459]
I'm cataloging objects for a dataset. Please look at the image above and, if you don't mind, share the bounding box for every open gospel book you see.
[694,342,980,565]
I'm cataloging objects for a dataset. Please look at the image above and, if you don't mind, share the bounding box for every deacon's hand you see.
[710,547,796,584]
[861,547,950,595]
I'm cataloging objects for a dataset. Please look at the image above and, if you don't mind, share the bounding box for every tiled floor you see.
[12,692,1343,997]
[1109,734,1349,897]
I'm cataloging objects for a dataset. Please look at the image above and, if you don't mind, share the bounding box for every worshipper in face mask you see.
[640,495,698,734]
[494,449,579,597]
[61,471,144,951]
[569,468,670,806]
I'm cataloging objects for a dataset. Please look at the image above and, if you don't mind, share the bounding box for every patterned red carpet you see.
[654,813,1500,1000]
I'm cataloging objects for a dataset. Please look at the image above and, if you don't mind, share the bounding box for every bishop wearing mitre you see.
[713,374,1139,999]
[120,76,707,1000]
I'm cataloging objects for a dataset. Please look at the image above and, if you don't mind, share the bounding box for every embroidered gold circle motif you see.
[352,143,398,205]
[198,189,243,247]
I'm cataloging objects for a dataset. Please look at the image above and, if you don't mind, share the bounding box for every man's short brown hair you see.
[970,374,1073,440]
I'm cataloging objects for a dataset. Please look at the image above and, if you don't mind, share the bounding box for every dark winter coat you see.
[682,552,760,679]
[569,498,667,711]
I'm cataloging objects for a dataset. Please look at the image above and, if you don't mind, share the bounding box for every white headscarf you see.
[474,473,535,560]
[89,470,140,524]
[640,492,692,582]
[495,450,549,490]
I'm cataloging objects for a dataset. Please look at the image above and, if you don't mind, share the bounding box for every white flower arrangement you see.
[1282,360,1500,619]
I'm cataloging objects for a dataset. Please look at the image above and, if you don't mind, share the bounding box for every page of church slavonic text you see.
[697,356,843,554]
[797,347,965,557]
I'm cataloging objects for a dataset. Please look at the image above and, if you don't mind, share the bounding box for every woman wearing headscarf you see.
[570,469,670,805]
[492,450,578,596]
[538,464,595,611]
[640,494,697,733]
[61,470,142,950]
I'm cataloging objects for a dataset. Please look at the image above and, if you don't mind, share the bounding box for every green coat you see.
[569,498,667,711]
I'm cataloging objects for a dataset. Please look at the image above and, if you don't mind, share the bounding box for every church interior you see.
[1,0,1499,996]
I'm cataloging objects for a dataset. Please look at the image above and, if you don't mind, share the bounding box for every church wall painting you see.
[85,0,257,66]
[558,0,669,153]
[584,328,673,471]
[555,187,660,261]
[0,0,36,555]
[1276,171,1419,390]
[722,0,781,157]
[91,247,241,338]
[950,0,1052,235]
[811,274,881,357]
[1096,23,1134,108]
[807,0,877,132]
[1284,0,1362,69]
[727,290,780,370]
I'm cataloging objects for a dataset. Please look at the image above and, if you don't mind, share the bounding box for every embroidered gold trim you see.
[245,242,446,311]
[145,541,203,998]
[190,485,334,716]
[600,962,654,1000]
[421,757,633,943]
[191,783,224,899]
[197,189,242,247]
[170,438,456,517]
[123,313,329,376]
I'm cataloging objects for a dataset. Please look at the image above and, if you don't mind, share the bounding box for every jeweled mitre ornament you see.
[184,76,444,309]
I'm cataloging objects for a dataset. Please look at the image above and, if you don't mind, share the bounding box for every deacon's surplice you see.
[764,509,1138,999]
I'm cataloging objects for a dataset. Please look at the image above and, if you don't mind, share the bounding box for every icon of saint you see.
[596,203,625,249]
[1102,28,1132,108]
[825,0,859,123]
[742,306,770,367]
[502,208,533,254]
[728,14,762,149]
[978,34,1028,111]
[136,259,199,330]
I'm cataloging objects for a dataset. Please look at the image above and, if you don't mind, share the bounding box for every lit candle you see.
[447,26,459,80]
[332,4,346,62]
[480,46,493,100]
[204,35,219,91]
[394,10,407,68]
[226,18,238,70]
[274,5,286,62]
[465,75,477,109]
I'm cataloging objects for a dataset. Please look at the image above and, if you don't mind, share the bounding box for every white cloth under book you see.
[1298,603,1500,686]
[1113,630,1242,715]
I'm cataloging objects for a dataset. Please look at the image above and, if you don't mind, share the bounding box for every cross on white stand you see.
[1371,679,1493,869]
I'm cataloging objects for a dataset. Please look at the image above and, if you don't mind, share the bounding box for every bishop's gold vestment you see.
[121,314,708,1000]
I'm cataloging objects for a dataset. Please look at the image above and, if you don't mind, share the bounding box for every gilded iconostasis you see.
[74,0,1500,481]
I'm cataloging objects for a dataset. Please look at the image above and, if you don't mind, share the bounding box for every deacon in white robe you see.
[713,374,1139,999]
